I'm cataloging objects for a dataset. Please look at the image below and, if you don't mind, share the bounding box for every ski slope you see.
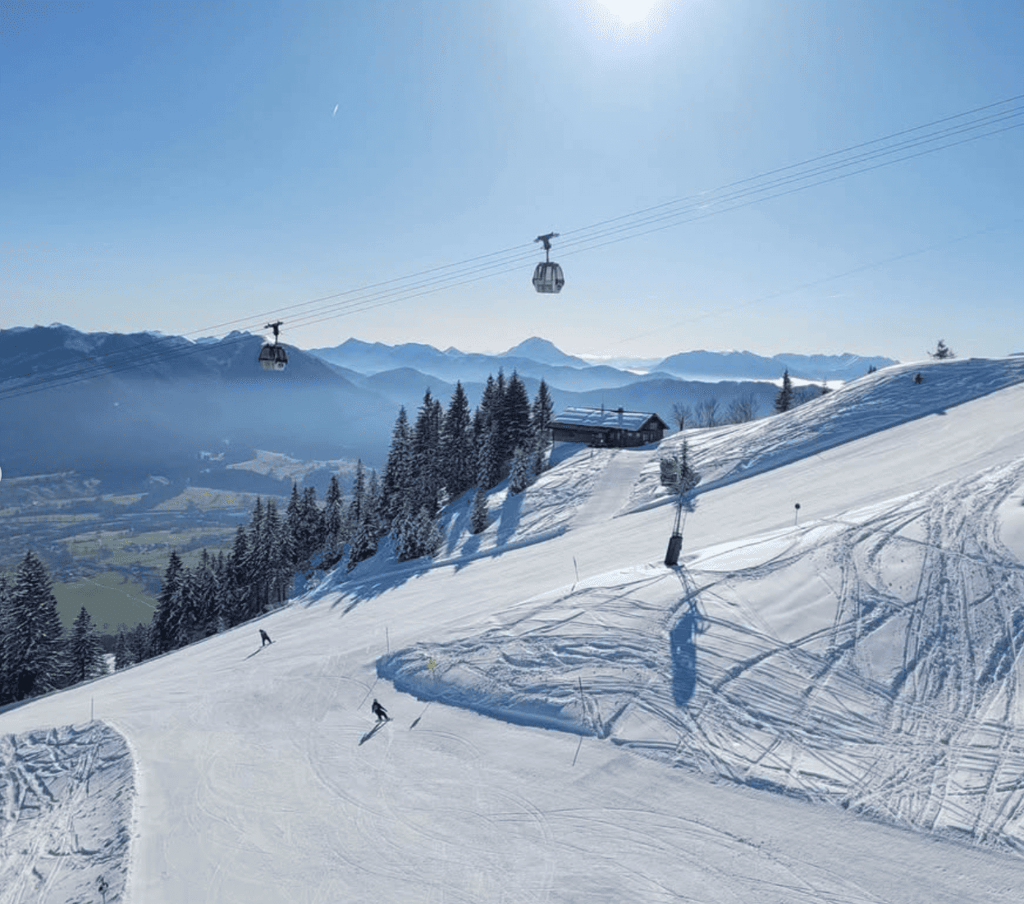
[3,357,1024,902]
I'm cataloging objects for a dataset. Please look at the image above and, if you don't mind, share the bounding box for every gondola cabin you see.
[533,231,565,294]
[532,260,565,294]
[258,343,288,371]
[259,320,288,371]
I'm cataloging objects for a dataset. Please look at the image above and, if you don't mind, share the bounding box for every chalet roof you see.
[551,407,667,432]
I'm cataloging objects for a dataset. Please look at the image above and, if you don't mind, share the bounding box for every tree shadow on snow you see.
[496,490,525,547]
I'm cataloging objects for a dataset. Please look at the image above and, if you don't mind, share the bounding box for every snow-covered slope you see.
[2,356,1024,903]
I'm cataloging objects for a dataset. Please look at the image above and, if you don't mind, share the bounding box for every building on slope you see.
[550,407,668,448]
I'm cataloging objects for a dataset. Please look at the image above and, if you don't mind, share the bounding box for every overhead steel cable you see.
[1,95,1020,400]
[553,94,1024,244]
[0,239,539,392]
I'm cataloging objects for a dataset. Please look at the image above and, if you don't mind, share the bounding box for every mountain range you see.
[0,325,896,500]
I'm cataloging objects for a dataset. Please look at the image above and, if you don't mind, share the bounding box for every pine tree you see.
[263,500,291,607]
[224,525,252,626]
[508,444,535,495]
[774,369,794,413]
[151,551,184,654]
[411,389,444,517]
[470,487,490,534]
[381,408,413,525]
[502,372,533,469]
[348,466,383,569]
[113,625,132,671]
[4,551,66,700]
[476,424,503,491]
[68,606,105,684]
[347,461,367,542]
[930,339,955,360]
[659,440,701,494]
[0,572,12,704]
[323,474,345,566]
[531,378,554,437]
[440,382,475,499]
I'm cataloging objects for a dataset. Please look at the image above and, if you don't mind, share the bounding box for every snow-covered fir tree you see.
[774,369,794,413]
[68,606,106,684]
[2,551,66,701]
[411,389,444,517]
[660,440,701,494]
[151,550,184,655]
[440,381,475,500]
[470,487,489,534]
[323,474,346,566]
[381,408,413,525]
[508,444,536,495]
[501,371,533,467]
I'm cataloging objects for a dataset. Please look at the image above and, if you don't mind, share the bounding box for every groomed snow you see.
[3,356,1024,902]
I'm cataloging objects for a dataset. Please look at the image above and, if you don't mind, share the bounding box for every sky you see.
[1,0,1021,363]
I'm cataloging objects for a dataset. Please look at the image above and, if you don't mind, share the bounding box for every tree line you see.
[0,373,557,705]
[0,551,106,706]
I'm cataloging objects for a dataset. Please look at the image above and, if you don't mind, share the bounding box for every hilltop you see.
[2,355,1024,902]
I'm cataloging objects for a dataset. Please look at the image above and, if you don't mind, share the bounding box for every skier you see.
[259,628,272,646]
[371,699,389,722]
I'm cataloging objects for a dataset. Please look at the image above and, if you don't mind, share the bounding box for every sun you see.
[593,0,661,25]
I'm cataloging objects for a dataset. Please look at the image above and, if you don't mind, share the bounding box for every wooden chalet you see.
[549,407,669,448]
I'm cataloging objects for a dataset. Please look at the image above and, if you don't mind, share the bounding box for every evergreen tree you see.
[4,551,66,700]
[395,504,443,561]
[191,550,222,638]
[68,606,105,684]
[659,440,701,494]
[529,379,554,476]
[470,487,489,534]
[263,500,291,607]
[531,378,554,437]
[151,551,184,654]
[323,474,346,566]
[411,389,444,516]
[930,339,955,360]
[348,465,383,569]
[502,371,533,468]
[224,525,252,626]
[113,624,132,671]
[126,623,151,666]
[346,462,367,542]
[509,444,536,495]
[476,423,503,491]
[440,382,475,499]
[285,483,302,563]
[774,369,794,413]
[475,374,501,485]
[381,408,413,525]
[0,572,12,704]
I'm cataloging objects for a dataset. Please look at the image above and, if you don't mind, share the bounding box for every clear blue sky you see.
[2,0,1021,363]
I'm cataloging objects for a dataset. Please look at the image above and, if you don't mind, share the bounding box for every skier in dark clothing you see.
[371,699,389,722]
[259,629,272,646]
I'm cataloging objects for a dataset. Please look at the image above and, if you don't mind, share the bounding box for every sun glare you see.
[594,0,660,25]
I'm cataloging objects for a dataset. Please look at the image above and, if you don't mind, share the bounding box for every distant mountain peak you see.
[504,337,588,368]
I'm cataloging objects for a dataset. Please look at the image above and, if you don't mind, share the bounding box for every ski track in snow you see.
[3,356,1024,902]
[0,722,133,904]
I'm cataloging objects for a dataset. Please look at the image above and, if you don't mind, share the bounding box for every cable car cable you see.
[1,96,1020,399]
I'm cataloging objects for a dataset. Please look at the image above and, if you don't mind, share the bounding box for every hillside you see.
[2,356,1024,903]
